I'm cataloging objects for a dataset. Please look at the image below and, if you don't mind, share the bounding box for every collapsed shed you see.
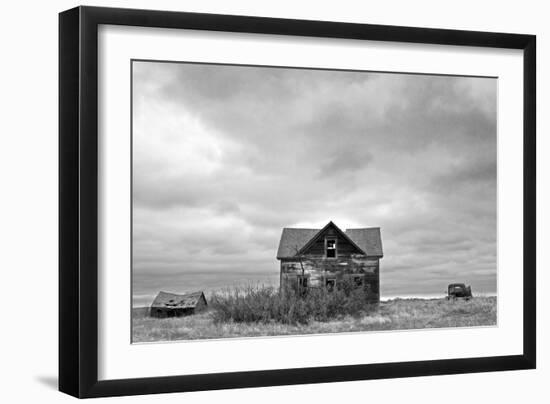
[150,291,207,318]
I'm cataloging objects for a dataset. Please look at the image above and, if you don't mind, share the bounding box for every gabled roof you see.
[297,221,366,256]
[151,291,207,309]
[276,221,383,259]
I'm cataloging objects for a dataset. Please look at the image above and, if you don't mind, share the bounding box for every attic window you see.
[326,238,337,258]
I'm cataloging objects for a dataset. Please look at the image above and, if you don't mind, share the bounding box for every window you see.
[297,275,309,296]
[325,278,336,292]
[326,238,337,258]
[353,276,364,287]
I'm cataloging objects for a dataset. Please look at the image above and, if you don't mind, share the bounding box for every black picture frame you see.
[59,5,536,398]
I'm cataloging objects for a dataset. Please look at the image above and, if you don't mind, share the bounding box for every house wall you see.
[150,307,195,318]
[280,255,380,302]
[195,296,208,312]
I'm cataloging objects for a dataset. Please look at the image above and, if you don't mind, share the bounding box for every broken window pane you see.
[353,276,364,287]
[326,238,336,258]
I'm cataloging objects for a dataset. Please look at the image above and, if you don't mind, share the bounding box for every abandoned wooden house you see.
[276,221,383,302]
[150,291,207,318]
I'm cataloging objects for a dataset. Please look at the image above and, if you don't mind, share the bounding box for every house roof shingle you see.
[276,228,319,259]
[276,223,383,259]
[345,227,383,257]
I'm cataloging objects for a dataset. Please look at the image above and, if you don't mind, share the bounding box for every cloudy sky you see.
[132,61,497,306]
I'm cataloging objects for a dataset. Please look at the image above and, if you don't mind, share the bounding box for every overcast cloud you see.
[132,61,497,306]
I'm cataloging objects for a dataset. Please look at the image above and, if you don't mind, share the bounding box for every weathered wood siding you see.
[280,255,380,302]
[301,227,363,257]
[194,295,208,312]
[150,295,208,318]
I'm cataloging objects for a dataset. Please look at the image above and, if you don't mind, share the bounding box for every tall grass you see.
[209,282,375,325]
[132,296,497,342]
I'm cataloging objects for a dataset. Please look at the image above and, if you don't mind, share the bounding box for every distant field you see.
[132,296,496,343]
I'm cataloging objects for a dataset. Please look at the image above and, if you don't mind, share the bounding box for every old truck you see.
[446,283,473,300]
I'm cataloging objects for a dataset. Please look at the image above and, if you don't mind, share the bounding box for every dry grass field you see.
[132,296,496,343]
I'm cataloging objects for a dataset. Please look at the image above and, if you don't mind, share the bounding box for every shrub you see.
[209,281,375,325]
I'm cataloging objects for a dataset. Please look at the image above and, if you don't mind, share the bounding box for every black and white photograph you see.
[0,0,543,401]
[131,61,497,343]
